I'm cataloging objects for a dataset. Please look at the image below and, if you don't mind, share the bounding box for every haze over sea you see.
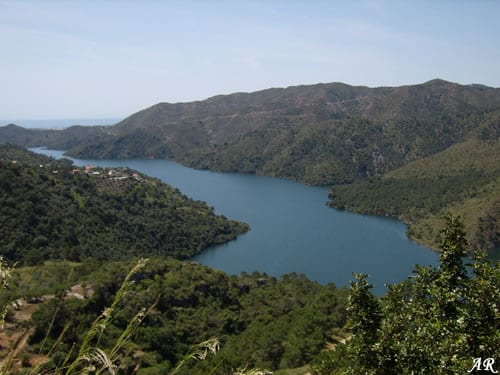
[0,118,122,129]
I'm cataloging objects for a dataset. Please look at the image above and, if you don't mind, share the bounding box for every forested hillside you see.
[328,137,500,251]
[0,145,248,265]
[2,80,499,252]
[2,80,500,186]
[2,257,348,374]
[1,217,497,374]
[0,124,113,151]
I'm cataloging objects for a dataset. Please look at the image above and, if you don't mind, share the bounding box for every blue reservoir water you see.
[31,147,439,294]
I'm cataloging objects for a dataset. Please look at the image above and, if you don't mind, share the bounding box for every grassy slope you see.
[329,138,500,250]
[390,138,499,250]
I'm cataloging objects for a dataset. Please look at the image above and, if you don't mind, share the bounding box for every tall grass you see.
[1,257,271,374]
[0,256,17,375]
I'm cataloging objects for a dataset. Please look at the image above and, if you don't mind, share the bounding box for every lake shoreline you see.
[53,147,442,251]
[30,147,440,295]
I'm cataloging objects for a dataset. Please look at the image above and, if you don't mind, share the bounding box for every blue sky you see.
[1,0,499,120]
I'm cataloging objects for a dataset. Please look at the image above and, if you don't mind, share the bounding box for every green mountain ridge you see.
[1,79,499,251]
[329,137,500,251]
[0,145,248,265]
[2,79,500,185]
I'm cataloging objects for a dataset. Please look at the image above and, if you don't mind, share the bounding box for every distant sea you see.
[0,118,122,129]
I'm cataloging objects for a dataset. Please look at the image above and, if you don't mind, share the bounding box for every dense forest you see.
[0,145,248,265]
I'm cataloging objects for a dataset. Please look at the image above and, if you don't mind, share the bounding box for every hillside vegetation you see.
[1,217,497,374]
[2,79,499,251]
[2,80,500,186]
[313,216,499,374]
[0,124,113,152]
[2,258,348,374]
[0,145,248,265]
[328,137,500,251]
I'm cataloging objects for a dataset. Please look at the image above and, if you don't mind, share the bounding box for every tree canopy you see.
[314,215,500,374]
[0,145,248,265]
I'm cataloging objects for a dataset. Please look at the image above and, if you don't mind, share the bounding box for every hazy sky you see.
[1,0,499,120]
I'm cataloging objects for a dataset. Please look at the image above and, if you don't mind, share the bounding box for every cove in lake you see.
[31,147,439,295]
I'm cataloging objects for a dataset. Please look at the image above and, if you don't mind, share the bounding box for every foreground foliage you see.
[313,215,500,374]
[20,258,347,374]
[1,259,224,374]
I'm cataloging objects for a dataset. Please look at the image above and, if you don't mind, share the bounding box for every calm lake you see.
[32,147,439,294]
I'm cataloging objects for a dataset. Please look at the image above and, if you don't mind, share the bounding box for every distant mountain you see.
[467,83,492,89]
[2,79,499,185]
[0,124,51,145]
[0,123,112,151]
[1,80,499,251]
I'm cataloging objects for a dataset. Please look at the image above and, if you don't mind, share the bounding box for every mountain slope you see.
[9,258,348,373]
[1,80,499,251]
[0,145,248,264]
[2,79,499,185]
[70,79,500,185]
[0,124,113,152]
[328,136,500,251]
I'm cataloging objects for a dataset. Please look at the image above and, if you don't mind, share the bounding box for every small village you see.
[3,152,150,197]
[71,165,146,193]
[69,165,143,182]
[23,160,147,193]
